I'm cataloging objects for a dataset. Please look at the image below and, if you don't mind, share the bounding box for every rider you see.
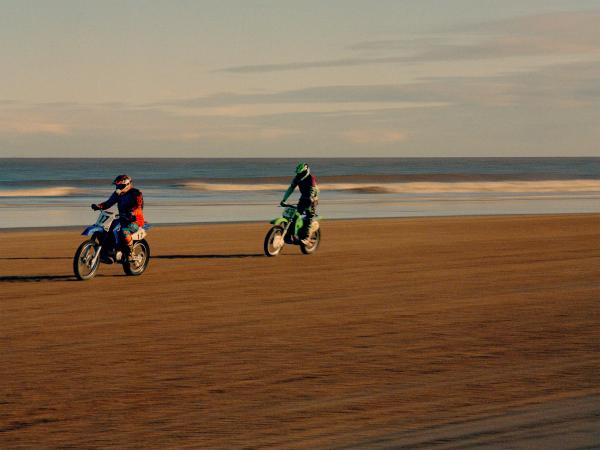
[91,174,144,260]
[280,162,319,243]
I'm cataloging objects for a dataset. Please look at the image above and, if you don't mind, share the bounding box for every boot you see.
[301,220,320,245]
[125,243,135,262]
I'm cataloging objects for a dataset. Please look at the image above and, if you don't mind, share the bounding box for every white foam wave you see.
[326,180,600,194]
[178,182,287,191]
[0,187,80,197]
[178,180,600,194]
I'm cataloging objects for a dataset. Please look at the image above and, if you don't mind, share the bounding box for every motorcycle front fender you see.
[82,225,104,236]
[270,218,289,226]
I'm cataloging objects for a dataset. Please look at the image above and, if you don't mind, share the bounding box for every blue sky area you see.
[1,0,599,157]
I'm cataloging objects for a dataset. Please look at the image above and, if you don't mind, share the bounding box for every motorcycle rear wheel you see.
[300,228,321,255]
[123,239,151,276]
[73,239,101,280]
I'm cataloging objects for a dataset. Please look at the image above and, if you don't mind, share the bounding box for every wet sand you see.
[1,215,599,448]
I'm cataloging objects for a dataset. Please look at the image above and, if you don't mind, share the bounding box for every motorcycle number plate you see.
[96,214,110,226]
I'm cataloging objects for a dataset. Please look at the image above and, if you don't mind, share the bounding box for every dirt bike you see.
[73,210,151,280]
[264,203,321,257]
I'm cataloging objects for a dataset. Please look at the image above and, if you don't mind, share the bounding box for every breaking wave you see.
[327,180,600,194]
[178,180,600,194]
[2,180,599,198]
[0,187,81,197]
[177,182,287,191]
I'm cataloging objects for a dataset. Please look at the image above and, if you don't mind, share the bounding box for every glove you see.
[91,204,100,211]
[280,200,287,207]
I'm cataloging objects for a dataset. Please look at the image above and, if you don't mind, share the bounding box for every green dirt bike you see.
[264,203,321,257]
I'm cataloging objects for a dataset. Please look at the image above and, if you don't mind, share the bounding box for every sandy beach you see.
[1,214,599,448]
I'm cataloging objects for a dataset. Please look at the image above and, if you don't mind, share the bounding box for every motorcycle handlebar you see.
[96,210,117,218]
[279,203,296,208]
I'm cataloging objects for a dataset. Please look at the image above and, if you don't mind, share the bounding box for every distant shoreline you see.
[0,212,596,233]
[1,156,599,159]
[2,157,598,228]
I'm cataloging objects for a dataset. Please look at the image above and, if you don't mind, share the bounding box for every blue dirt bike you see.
[73,210,151,280]
[264,203,321,257]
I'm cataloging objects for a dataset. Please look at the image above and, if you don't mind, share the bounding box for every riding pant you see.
[297,196,317,238]
[120,222,139,249]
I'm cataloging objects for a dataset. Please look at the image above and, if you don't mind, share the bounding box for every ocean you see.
[0,158,598,228]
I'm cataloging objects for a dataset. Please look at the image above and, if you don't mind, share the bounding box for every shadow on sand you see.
[0,254,266,283]
[0,257,71,260]
[155,253,264,260]
[0,274,76,283]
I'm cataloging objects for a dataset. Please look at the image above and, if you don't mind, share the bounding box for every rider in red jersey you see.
[92,174,144,260]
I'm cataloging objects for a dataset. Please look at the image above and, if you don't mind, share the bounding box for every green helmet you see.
[295,162,310,179]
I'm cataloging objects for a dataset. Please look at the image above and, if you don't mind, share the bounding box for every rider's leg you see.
[106,220,118,249]
[303,207,318,242]
[307,204,317,233]
[297,197,316,240]
[119,223,139,260]
[98,220,119,262]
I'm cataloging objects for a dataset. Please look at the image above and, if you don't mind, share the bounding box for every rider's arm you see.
[130,190,143,219]
[134,190,143,209]
[281,178,297,203]
[97,192,118,210]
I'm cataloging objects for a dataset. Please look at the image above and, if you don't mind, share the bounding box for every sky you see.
[1,0,600,157]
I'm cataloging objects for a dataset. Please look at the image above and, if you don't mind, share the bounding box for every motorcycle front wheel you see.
[123,239,151,276]
[264,226,285,257]
[73,239,101,280]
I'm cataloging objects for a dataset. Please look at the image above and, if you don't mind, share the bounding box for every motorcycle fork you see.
[90,244,103,268]
[293,213,305,238]
[281,220,294,243]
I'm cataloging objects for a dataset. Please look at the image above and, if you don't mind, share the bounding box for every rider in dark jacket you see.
[280,162,319,242]
[91,174,144,260]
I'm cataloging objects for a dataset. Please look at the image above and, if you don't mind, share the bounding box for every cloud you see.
[218,11,600,74]
[340,129,408,145]
[161,100,449,119]
[349,38,428,52]
[218,56,409,74]
[158,85,449,110]
[175,126,299,142]
[3,52,600,157]
[0,120,70,136]
[423,59,600,108]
